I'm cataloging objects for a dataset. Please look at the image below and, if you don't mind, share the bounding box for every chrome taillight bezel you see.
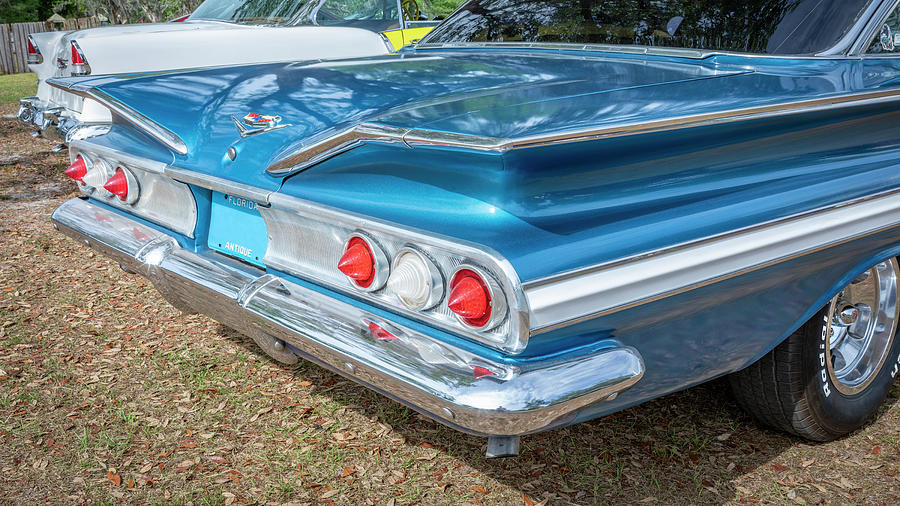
[26,35,42,65]
[69,142,197,238]
[70,41,91,76]
[76,152,111,192]
[107,166,141,205]
[342,232,390,292]
[389,246,445,311]
[448,264,508,331]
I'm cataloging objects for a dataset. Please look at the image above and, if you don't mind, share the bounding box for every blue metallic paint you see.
[61,45,900,431]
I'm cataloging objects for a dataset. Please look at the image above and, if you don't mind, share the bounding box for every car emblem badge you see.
[232,113,290,138]
[242,113,281,127]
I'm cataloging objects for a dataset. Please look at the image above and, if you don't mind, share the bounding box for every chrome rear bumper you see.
[51,197,644,436]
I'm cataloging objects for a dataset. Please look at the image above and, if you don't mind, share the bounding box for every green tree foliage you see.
[49,0,200,23]
[420,0,459,18]
[0,0,54,23]
[1,0,460,24]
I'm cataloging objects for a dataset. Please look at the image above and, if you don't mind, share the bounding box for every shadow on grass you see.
[211,323,860,503]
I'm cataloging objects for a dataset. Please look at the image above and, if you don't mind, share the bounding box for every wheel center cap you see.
[839,305,859,325]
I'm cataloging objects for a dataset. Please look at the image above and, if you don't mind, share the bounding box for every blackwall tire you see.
[729,258,900,441]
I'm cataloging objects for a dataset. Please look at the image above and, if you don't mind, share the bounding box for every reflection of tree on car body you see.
[428,0,867,54]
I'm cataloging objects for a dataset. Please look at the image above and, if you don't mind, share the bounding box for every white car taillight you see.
[387,248,443,310]
[26,35,42,64]
[70,41,90,76]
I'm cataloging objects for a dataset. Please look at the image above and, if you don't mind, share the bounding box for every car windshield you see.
[188,0,403,31]
[420,0,872,55]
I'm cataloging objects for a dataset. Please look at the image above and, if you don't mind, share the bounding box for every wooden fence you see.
[0,17,101,75]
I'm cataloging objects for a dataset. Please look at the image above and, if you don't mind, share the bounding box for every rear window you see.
[421,0,872,55]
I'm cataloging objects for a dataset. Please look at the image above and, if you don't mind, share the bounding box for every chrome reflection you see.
[361,317,515,381]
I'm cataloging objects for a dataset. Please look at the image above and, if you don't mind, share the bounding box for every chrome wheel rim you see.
[826,259,900,395]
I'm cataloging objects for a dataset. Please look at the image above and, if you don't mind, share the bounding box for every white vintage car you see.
[18,0,438,142]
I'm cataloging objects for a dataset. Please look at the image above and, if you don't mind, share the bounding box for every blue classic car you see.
[48,0,900,456]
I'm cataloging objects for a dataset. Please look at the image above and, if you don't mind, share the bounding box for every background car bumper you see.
[17,96,81,141]
[17,96,49,133]
[51,197,644,436]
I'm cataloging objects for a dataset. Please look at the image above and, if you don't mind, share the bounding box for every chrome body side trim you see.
[525,188,900,333]
[379,32,396,52]
[265,88,900,175]
[416,42,711,59]
[47,79,188,155]
[70,139,170,174]
[164,166,273,204]
[51,197,644,436]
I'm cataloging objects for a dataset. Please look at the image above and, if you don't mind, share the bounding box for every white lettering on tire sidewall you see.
[820,312,832,397]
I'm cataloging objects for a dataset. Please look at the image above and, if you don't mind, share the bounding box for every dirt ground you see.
[0,101,899,506]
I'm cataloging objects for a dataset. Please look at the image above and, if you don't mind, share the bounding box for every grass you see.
[0,72,37,103]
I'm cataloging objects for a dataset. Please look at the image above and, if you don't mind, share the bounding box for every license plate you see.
[208,191,267,267]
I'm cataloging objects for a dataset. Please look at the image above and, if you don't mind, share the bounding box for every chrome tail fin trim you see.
[47,78,188,155]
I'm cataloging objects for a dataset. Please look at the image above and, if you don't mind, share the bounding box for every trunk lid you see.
[70,49,748,190]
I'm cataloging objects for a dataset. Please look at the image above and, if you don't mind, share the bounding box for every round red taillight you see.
[64,156,87,182]
[448,269,492,327]
[103,168,129,201]
[338,237,376,288]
